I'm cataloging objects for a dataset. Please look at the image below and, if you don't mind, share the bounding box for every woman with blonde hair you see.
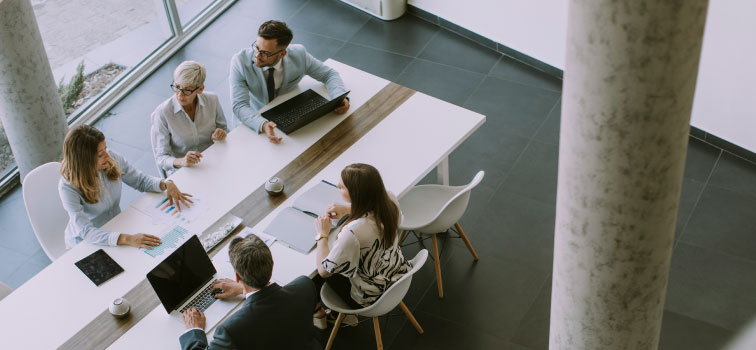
[313,163,411,314]
[59,125,192,249]
[150,60,228,176]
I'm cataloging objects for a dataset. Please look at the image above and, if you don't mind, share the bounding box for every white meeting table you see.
[0,60,484,349]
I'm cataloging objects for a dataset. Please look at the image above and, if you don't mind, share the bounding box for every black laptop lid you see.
[281,90,350,134]
[146,235,216,313]
[262,90,350,134]
[262,89,325,119]
[300,91,350,121]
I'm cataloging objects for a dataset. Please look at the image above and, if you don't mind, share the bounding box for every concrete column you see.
[0,0,67,181]
[550,1,709,349]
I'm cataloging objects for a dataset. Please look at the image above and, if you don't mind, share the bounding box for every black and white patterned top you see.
[321,212,411,307]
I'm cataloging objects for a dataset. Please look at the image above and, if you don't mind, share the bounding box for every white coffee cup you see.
[265,177,284,196]
[109,297,130,318]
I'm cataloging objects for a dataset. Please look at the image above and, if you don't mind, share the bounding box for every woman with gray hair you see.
[150,60,229,176]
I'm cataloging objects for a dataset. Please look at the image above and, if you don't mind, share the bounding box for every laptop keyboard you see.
[270,98,325,130]
[180,280,219,313]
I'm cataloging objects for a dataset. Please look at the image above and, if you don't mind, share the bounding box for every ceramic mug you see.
[265,177,284,196]
[109,297,130,318]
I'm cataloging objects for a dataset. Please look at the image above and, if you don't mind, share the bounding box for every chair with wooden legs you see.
[397,171,483,298]
[321,249,428,350]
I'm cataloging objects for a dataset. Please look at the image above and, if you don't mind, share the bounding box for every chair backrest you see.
[418,171,484,233]
[359,249,428,317]
[0,281,12,301]
[22,162,68,260]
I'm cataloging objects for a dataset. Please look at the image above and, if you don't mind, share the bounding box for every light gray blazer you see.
[229,44,347,133]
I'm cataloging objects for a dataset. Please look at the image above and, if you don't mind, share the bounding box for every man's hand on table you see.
[211,278,244,299]
[182,307,206,330]
[333,98,349,114]
[262,121,282,144]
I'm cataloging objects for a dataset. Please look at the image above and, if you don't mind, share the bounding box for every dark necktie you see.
[266,68,275,102]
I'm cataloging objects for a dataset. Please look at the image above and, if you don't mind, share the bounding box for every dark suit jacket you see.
[179,275,318,350]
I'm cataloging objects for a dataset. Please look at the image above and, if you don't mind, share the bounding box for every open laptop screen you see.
[147,235,216,313]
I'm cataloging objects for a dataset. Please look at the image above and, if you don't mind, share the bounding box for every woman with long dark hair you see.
[313,163,411,312]
[59,125,191,249]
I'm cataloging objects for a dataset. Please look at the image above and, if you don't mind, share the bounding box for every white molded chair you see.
[322,249,428,350]
[22,162,68,261]
[398,171,483,298]
[0,281,12,301]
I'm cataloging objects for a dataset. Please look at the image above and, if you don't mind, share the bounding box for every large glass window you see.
[0,0,173,178]
[176,0,216,27]
[35,0,174,117]
[0,0,229,188]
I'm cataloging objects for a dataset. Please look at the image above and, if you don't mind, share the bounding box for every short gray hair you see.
[173,61,206,88]
[229,235,273,289]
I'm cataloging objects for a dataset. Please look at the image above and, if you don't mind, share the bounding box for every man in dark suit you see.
[179,235,318,350]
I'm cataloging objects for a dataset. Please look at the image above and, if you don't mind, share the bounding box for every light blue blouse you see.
[58,150,162,248]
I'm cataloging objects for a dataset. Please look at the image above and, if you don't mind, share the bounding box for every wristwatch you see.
[315,232,328,241]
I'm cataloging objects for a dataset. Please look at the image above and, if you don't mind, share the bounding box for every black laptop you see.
[146,235,239,327]
[262,89,350,134]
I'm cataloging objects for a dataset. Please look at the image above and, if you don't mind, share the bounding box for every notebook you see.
[146,235,240,329]
[263,180,347,254]
[261,89,350,134]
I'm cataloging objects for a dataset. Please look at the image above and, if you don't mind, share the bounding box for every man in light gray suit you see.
[230,20,349,143]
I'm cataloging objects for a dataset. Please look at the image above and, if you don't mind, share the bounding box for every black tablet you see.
[74,249,124,286]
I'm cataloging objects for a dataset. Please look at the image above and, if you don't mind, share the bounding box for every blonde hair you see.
[173,61,206,88]
[60,125,120,204]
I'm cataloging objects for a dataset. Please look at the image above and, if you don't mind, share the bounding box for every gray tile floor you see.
[1,0,755,348]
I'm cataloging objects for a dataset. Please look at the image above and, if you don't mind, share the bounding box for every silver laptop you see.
[146,235,240,329]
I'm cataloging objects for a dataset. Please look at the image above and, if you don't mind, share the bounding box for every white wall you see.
[409,0,756,153]
[409,0,567,69]
[690,1,756,153]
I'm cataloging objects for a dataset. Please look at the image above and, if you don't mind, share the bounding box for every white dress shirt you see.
[150,92,228,176]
